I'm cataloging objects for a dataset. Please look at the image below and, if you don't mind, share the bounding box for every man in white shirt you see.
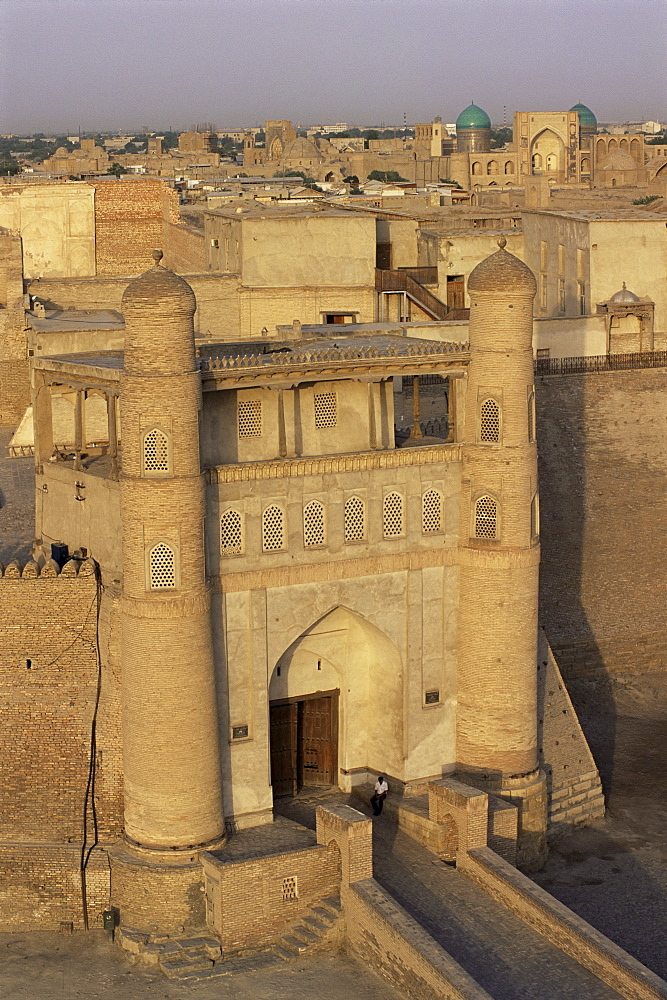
[371,776,389,816]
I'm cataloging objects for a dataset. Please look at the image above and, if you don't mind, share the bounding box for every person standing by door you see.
[371,776,389,816]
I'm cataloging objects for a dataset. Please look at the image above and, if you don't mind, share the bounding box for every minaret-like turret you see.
[118,251,224,853]
[457,238,547,870]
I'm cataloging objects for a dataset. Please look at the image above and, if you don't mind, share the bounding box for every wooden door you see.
[270,702,298,797]
[298,695,337,787]
[447,276,465,311]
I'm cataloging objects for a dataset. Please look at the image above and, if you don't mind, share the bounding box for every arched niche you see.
[530,128,564,175]
[269,606,404,783]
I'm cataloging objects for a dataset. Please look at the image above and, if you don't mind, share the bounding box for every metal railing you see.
[535,350,667,377]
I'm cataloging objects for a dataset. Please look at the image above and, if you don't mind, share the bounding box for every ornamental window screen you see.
[149,542,176,589]
[143,428,169,473]
[220,509,243,556]
[282,877,298,901]
[344,496,366,542]
[303,500,326,547]
[474,495,498,539]
[262,505,285,552]
[314,392,337,428]
[238,400,262,438]
[422,489,443,534]
[480,398,500,443]
[383,492,404,538]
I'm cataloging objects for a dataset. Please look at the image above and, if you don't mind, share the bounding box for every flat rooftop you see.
[27,308,124,333]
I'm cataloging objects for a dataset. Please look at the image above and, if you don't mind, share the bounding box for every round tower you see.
[456,103,491,153]
[118,252,224,854]
[457,238,547,870]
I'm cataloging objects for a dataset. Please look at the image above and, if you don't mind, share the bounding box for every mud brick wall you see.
[202,844,341,953]
[91,178,179,276]
[109,848,205,936]
[536,370,667,677]
[163,221,207,274]
[0,845,110,931]
[0,357,30,423]
[0,569,123,844]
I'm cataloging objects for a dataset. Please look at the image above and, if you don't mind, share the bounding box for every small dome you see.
[610,282,640,304]
[283,136,323,161]
[122,251,196,319]
[468,238,536,295]
[456,103,491,131]
[569,103,597,129]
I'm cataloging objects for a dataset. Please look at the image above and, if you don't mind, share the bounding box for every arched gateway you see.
[268,607,403,797]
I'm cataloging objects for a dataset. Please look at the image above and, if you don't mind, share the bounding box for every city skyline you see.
[1,0,665,133]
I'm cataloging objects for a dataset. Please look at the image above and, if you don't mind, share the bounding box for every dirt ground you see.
[532,669,667,979]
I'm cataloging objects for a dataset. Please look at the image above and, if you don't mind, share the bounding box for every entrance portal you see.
[270,691,339,797]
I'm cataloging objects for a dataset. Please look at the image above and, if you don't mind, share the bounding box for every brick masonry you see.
[536,369,667,677]
[91,179,179,277]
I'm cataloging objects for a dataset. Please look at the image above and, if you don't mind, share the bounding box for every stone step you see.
[301,914,329,933]
[322,895,342,912]
[311,905,338,925]
[272,943,299,961]
[175,952,280,981]
[159,956,213,978]
[289,925,319,945]
[281,934,309,954]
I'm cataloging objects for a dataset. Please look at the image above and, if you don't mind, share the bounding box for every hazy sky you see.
[1,0,665,133]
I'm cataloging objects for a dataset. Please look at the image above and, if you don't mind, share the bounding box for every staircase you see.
[376,268,450,321]
[118,895,342,983]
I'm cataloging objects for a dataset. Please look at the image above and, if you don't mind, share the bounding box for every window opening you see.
[238,400,262,438]
[220,509,243,556]
[344,496,366,542]
[480,398,500,443]
[143,428,169,473]
[303,500,326,547]
[262,505,285,552]
[474,496,498,539]
[149,542,176,589]
[383,492,404,538]
[314,392,337,428]
[282,877,298,901]
[422,489,443,534]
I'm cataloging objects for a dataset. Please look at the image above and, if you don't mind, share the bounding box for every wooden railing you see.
[375,269,449,320]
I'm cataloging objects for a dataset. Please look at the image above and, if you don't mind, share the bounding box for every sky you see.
[1,0,665,134]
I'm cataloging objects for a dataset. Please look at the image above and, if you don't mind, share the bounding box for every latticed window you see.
[149,542,176,589]
[474,495,498,539]
[314,392,337,428]
[383,492,404,538]
[143,428,169,473]
[480,398,500,443]
[220,509,243,556]
[303,500,326,547]
[422,489,443,534]
[344,496,366,542]
[262,505,285,552]
[238,400,262,438]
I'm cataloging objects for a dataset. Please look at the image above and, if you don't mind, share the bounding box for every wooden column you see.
[409,375,422,438]
[74,389,84,471]
[107,393,118,478]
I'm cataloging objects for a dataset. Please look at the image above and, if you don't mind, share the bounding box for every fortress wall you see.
[91,178,178,276]
[536,369,667,675]
[0,564,123,844]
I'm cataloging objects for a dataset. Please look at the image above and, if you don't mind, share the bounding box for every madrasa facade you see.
[1,242,604,936]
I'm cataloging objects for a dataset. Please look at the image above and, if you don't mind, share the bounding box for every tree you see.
[367,169,407,183]
[439,177,462,188]
[343,175,359,185]
[490,127,512,149]
[107,162,127,177]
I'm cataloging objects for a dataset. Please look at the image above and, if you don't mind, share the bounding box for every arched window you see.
[143,428,170,473]
[471,161,481,176]
[528,390,536,442]
[262,505,285,552]
[504,160,514,174]
[487,160,499,175]
[383,492,404,538]
[546,153,557,171]
[422,489,443,534]
[303,500,326,547]
[608,138,618,152]
[474,495,498,539]
[149,542,176,589]
[531,493,540,539]
[344,496,366,542]
[220,509,243,556]
[581,156,590,174]
[480,398,500,443]
[620,138,628,152]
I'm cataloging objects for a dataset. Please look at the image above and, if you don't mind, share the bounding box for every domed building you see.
[569,102,598,146]
[456,103,491,153]
[281,136,325,171]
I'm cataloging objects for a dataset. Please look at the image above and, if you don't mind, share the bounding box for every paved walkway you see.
[278,789,623,1000]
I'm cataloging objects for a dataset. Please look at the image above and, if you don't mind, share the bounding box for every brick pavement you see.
[0,427,34,564]
[278,789,623,1000]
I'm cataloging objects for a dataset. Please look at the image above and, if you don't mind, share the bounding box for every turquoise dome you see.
[569,103,597,129]
[456,103,491,131]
